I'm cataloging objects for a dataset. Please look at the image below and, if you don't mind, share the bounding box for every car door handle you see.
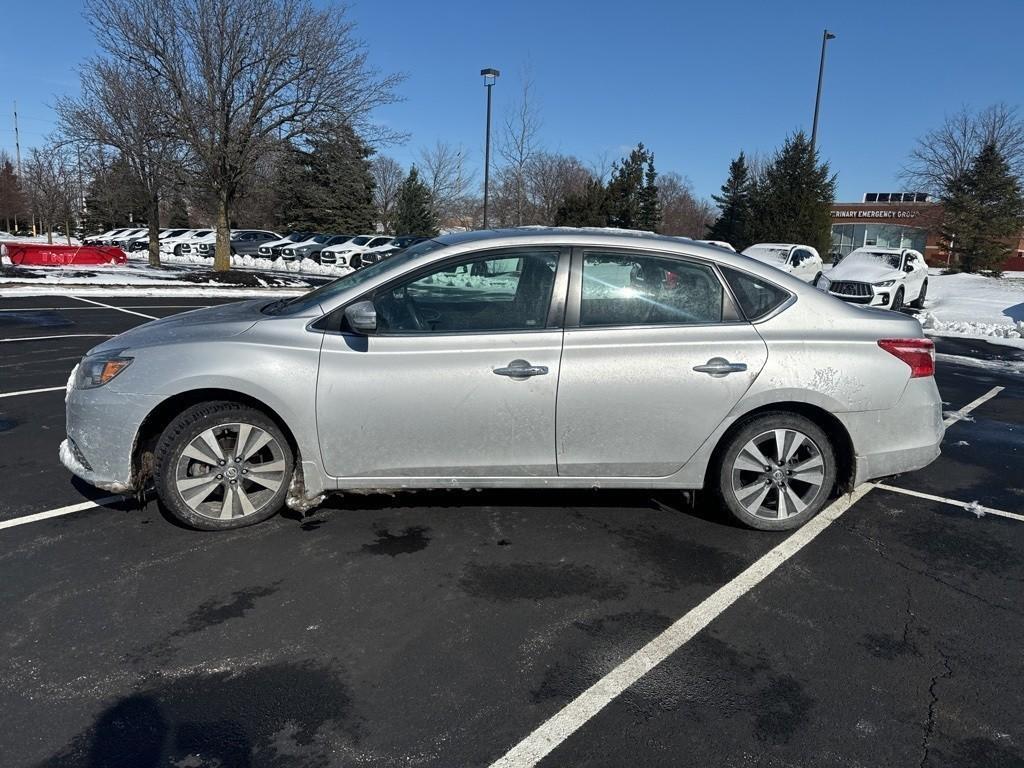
[693,358,747,377]
[493,359,549,378]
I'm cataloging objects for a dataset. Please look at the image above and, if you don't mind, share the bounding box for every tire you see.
[154,401,294,531]
[812,271,823,287]
[891,288,904,312]
[715,412,836,531]
[174,245,183,256]
[910,280,928,310]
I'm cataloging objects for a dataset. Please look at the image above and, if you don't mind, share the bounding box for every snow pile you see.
[916,270,1024,348]
[138,252,350,277]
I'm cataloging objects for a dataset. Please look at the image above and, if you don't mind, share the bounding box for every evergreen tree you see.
[553,179,610,227]
[941,142,1024,275]
[748,132,836,256]
[606,143,658,230]
[707,152,753,249]
[394,167,438,237]
[80,156,149,233]
[273,123,377,233]
[0,155,25,232]
[166,194,190,227]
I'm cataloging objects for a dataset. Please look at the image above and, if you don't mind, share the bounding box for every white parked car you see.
[698,240,737,252]
[164,229,213,256]
[820,247,928,311]
[742,243,823,284]
[320,235,394,268]
[84,228,129,245]
[160,229,209,256]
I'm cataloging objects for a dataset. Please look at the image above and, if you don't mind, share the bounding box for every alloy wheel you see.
[730,428,826,520]
[174,422,287,521]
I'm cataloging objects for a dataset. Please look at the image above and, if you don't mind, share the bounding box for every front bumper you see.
[61,384,163,493]
[838,377,945,485]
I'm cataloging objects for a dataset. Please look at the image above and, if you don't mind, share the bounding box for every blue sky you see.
[1,0,1022,202]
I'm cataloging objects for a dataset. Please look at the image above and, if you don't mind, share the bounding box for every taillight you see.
[878,338,935,378]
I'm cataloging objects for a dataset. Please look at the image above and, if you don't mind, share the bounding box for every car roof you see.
[746,243,799,249]
[850,246,904,254]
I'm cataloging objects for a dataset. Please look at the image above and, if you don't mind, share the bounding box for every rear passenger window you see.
[580,252,723,327]
[721,266,791,321]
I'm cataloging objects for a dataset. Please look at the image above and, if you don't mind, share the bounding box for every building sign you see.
[831,209,921,220]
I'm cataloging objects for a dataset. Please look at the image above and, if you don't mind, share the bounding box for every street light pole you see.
[480,68,499,229]
[810,29,836,155]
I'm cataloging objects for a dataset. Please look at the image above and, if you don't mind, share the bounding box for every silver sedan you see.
[61,229,944,531]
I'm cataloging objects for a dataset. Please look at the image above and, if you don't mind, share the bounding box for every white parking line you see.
[70,295,158,320]
[944,386,1005,426]
[0,334,114,343]
[490,484,875,768]
[874,483,1024,523]
[0,496,125,531]
[0,386,66,399]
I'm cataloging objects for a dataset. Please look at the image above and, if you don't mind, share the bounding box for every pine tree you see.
[637,153,661,232]
[0,156,25,232]
[707,152,753,249]
[394,167,438,237]
[167,195,190,227]
[606,143,656,230]
[941,142,1024,275]
[748,132,836,255]
[273,124,377,233]
[553,179,610,227]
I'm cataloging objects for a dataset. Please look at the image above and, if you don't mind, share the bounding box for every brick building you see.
[830,192,1024,270]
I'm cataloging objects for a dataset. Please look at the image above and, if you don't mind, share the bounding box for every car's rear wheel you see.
[891,288,905,312]
[910,280,928,309]
[154,402,293,531]
[716,413,836,531]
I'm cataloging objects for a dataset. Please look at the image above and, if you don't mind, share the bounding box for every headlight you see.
[75,353,133,389]
[873,280,896,287]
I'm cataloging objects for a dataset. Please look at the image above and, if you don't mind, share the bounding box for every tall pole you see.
[13,100,21,175]
[810,29,836,155]
[480,68,499,229]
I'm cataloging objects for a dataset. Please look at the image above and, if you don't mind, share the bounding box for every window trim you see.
[313,246,571,338]
[719,264,796,323]
[564,246,744,330]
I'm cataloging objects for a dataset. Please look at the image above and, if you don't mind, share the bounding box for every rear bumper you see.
[838,377,945,485]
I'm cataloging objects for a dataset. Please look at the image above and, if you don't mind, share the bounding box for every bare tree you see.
[57,60,180,266]
[372,155,404,233]
[419,141,474,224]
[85,0,402,270]
[589,150,614,184]
[0,150,26,232]
[23,145,77,244]
[902,103,1024,195]
[526,153,593,225]
[498,77,541,226]
[659,172,715,238]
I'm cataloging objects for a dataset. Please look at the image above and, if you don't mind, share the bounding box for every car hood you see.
[829,260,903,283]
[262,238,297,249]
[87,299,269,355]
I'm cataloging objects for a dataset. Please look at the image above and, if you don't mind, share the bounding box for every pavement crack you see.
[919,648,953,768]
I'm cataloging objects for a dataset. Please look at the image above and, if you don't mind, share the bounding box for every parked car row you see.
[82,227,427,269]
[704,239,927,314]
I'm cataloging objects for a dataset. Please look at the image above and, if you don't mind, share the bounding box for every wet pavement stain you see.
[38,661,357,768]
[0,418,16,433]
[618,527,748,588]
[860,631,922,660]
[361,526,431,556]
[753,674,816,744]
[459,562,628,602]
[173,583,282,637]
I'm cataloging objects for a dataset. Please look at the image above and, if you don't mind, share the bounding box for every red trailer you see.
[2,241,127,266]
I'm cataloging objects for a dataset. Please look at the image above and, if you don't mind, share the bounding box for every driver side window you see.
[372,250,559,334]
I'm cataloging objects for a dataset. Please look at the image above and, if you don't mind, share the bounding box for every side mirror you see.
[903,263,914,273]
[344,300,377,334]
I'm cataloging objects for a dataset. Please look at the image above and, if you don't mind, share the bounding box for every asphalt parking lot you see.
[2,294,1023,768]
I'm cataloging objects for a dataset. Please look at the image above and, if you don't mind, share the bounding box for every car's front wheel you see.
[154,402,294,530]
[891,288,905,312]
[716,413,836,531]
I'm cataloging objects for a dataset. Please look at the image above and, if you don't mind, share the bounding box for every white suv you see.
[742,243,823,284]
[320,235,394,269]
[820,247,928,311]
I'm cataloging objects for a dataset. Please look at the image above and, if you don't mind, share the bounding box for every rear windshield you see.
[721,266,792,321]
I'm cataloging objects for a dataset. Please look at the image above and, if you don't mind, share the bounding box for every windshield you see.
[743,246,790,263]
[850,251,902,269]
[194,230,211,238]
[351,236,373,246]
[166,229,187,237]
[311,234,331,244]
[327,235,354,246]
[268,239,446,315]
[286,232,308,242]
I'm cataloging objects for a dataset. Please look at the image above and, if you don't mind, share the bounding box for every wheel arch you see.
[705,401,856,496]
[131,388,299,487]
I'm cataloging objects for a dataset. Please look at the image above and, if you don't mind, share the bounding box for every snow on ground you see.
[143,252,350,277]
[917,270,1024,348]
